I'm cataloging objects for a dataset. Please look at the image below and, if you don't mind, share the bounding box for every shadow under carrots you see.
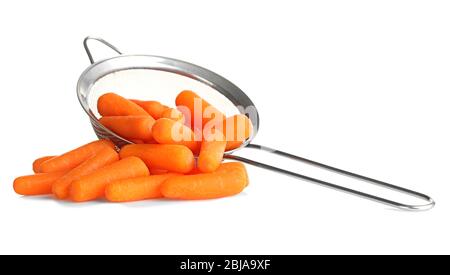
[20,195,104,208]
[18,191,249,208]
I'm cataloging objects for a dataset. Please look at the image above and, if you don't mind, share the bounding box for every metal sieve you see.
[77,37,435,211]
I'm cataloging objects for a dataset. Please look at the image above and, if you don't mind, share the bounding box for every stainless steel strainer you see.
[77,37,435,211]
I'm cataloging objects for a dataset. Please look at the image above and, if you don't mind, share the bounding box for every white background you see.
[1,0,449,255]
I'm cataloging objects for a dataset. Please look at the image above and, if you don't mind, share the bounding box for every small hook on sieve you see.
[83,36,122,64]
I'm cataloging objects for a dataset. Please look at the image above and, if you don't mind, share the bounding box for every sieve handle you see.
[224,143,435,211]
[83,36,122,64]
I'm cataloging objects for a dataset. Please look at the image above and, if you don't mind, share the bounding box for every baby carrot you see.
[130,137,157,144]
[185,167,202,175]
[98,93,149,117]
[52,147,119,199]
[175,90,225,129]
[224,114,253,151]
[129,139,145,144]
[149,168,169,175]
[161,162,248,200]
[144,136,158,144]
[207,114,253,151]
[161,108,185,123]
[70,156,149,202]
[39,139,115,173]
[130,99,168,119]
[152,118,201,153]
[99,116,155,140]
[198,131,226,173]
[120,144,195,174]
[32,156,55,173]
[105,173,179,202]
[14,171,67,196]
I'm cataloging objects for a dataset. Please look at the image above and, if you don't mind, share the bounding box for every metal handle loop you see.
[83,36,122,64]
[225,143,435,211]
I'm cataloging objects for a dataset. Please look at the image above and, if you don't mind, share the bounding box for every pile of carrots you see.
[14,90,252,202]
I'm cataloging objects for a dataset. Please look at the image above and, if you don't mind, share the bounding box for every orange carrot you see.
[224,114,253,151]
[149,168,169,175]
[105,173,178,202]
[130,137,157,144]
[144,136,158,144]
[52,147,119,199]
[14,171,67,196]
[120,144,195,174]
[130,139,145,144]
[161,162,248,200]
[98,93,149,117]
[185,167,202,175]
[130,99,168,119]
[198,131,226,173]
[175,90,225,129]
[32,156,55,173]
[40,140,115,173]
[70,156,149,202]
[99,116,155,140]
[152,118,201,153]
[161,108,185,123]
[205,114,253,151]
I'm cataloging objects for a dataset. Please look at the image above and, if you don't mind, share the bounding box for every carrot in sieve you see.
[175,90,225,129]
[207,114,253,151]
[130,99,168,119]
[161,108,185,123]
[99,116,155,140]
[198,131,226,173]
[98,93,149,117]
[152,118,200,153]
